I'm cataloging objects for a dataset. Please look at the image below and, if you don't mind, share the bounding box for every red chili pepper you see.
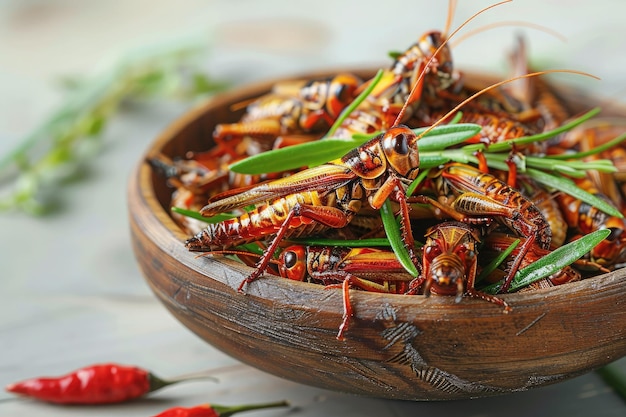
[152,400,290,417]
[5,363,213,404]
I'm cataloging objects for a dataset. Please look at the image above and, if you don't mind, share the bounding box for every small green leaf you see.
[380,199,419,277]
[483,107,601,153]
[547,131,626,161]
[192,73,229,95]
[228,138,360,175]
[476,238,520,284]
[420,152,450,172]
[510,229,611,292]
[416,123,482,151]
[483,229,610,293]
[351,123,480,151]
[171,206,235,223]
[388,50,402,60]
[521,155,617,174]
[84,114,106,136]
[527,168,623,218]
[419,150,473,168]
[235,243,266,256]
[552,164,587,178]
[448,111,463,125]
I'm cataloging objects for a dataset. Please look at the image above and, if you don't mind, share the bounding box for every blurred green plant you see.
[0,38,227,215]
[597,363,626,403]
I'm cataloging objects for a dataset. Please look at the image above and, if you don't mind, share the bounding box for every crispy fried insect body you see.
[213,73,363,143]
[278,244,414,340]
[526,182,567,248]
[556,177,626,268]
[333,31,456,139]
[408,221,510,310]
[412,162,551,293]
[186,125,422,292]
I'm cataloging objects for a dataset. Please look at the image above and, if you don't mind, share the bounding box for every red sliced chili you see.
[5,363,212,404]
[152,400,290,417]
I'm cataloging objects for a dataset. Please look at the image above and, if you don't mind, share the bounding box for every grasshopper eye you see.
[424,245,442,262]
[393,132,409,155]
[606,227,622,242]
[283,251,298,269]
[382,125,414,157]
[279,245,307,281]
[328,73,361,117]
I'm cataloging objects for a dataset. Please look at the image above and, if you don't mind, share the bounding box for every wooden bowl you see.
[128,69,626,401]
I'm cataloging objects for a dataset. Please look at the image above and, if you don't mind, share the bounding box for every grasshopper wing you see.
[200,163,356,216]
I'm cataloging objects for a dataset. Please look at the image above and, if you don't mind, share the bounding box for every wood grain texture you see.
[127,69,626,400]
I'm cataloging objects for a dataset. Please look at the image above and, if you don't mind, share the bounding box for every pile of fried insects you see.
[150,2,626,341]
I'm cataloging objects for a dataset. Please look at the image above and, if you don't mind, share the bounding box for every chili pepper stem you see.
[149,371,219,393]
[211,400,290,417]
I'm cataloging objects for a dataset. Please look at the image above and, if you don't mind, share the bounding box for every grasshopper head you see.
[381,125,420,180]
[422,222,479,303]
[424,248,466,303]
[417,30,455,92]
[325,73,363,118]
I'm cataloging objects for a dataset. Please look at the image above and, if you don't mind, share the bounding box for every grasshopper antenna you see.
[442,0,457,40]
[451,20,568,48]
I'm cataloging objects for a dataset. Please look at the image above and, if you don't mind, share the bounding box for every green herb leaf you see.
[480,107,601,153]
[526,155,617,174]
[171,206,235,223]
[228,138,361,175]
[418,150,472,168]
[527,168,623,218]
[235,243,266,257]
[483,229,610,293]
[348,123,480,150]
[448,111,463,125]
[548,131,626,160]
[477,152,617,176]
[510,229,611,292]
[406,168,431,197]
[416,123,482,151]
[380,199,419,277]
[476,238,520,284]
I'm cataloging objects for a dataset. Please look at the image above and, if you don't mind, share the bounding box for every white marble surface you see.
[1,1,625,416]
